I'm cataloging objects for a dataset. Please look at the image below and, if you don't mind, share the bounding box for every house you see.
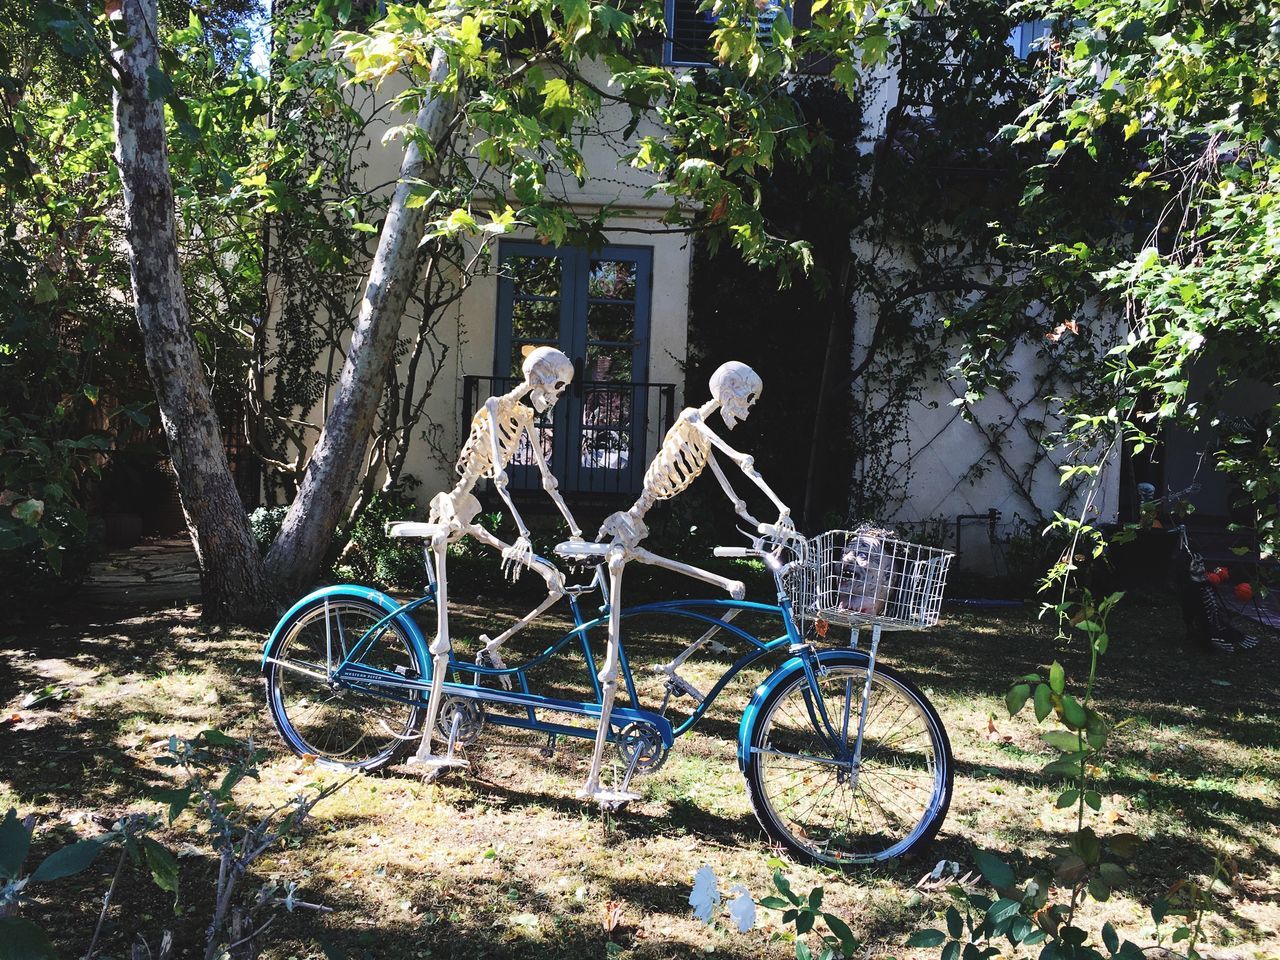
[262,8,1125,571]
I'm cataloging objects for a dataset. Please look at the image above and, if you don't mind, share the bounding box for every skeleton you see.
[832,526,896,616]
[388,346,582,773]
[562,361,794,804]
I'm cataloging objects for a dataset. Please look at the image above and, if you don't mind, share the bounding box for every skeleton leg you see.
[464,523,566,684]
[581,546,639,804]
[629,545,746,600]
[408,533,469,773]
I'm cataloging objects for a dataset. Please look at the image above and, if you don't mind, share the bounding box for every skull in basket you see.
[834,527,896,616]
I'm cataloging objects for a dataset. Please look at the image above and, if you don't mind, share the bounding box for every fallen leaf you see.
[603,899,624,934]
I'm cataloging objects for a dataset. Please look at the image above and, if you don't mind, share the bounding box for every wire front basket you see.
[787,529,955,632]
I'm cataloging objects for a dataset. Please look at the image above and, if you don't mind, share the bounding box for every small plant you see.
[154,730,349,960]
[247,506,288,556]
[759,867,858,960]
[0,807,174,959]
[338,486,424,588]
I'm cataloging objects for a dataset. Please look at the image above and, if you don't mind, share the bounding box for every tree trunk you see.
[263,55,457,596]
[111,0,271,621]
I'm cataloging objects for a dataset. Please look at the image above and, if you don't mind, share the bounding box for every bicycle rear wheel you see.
[743,653,952,865]
[264,595,426,771]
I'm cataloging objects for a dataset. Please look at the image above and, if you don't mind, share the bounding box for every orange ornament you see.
[1235,582,1253,601]
[1206,572,1222,585]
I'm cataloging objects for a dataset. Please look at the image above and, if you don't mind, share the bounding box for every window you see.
[1007,20,1052,59]
[493,242,656,494]
[664,0,786,67]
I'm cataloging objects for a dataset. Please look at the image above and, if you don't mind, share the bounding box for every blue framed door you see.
[494,241,653,494]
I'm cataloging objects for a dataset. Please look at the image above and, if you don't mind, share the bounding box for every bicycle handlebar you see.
[713,546,753,558]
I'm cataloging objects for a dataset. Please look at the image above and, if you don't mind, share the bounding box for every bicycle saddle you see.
[385,521,451,539]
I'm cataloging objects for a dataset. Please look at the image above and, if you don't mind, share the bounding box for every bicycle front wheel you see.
[264,594,426,771]
[743,654,952,865]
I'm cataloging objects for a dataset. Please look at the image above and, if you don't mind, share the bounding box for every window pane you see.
[508,255,561,298]
[585,344,633,382]
[512,299,559,341]
[588,259,637,300]
[513,411,555,468]
[580,385,632,470]
[586,303,635,345]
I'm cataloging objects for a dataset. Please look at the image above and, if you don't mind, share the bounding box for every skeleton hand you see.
[502,536,535,581]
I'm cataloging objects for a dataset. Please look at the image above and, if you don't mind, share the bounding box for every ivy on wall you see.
[686,0,1150,538]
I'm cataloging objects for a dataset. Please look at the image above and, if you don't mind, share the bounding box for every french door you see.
[493,241,653,494]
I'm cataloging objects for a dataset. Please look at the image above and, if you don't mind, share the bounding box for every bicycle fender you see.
[735,648,871,772]
[260,585,431,673]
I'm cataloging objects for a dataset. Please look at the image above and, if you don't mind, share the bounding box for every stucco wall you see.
[277,63,693,506]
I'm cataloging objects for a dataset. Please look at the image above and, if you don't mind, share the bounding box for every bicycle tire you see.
[742,651,952,865]
[264,594,426,771]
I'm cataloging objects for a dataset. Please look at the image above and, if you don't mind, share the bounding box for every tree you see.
[110,0,271,619]
[1006,0,1280,555]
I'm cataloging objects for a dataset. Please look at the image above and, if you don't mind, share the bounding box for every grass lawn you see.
[1,582,1277,959]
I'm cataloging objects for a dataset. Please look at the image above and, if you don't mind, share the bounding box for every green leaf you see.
[759,895,790,909]
[905,929,946,947]
[987,898,1022,924]
[1060,695,1087,730]
[0,809,31,880]
[822,912,856,954]
[1042,730,1083,752]
[795,940,813,960]
[1049,661,1065,695]
[972,850,1014,889]
[1083,791,1102,811]
[1099,862,1128,888]
[141,836,179,897]
[796,910,815,935]
[942,941,960,960]
[1033,684,1052,722]
[12,499,44,525]
[149,786,192,824]
[1006,683,1031,715]
[1055,789,1079,809]
[144,64,174,101]
[31,838,103,882]
[0,917,56,960]
[945,906,963,938]
[808,886,824,909]
[1108,833,1141,859]
[542,77,573,110]
[1101,922,1119,954]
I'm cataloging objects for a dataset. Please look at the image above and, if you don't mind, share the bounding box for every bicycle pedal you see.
[590,788,641,811]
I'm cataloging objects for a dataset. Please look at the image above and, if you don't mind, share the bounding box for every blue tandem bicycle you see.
[261,528,955,865]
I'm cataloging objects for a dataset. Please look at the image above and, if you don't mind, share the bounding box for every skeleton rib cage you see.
[455,400,534,480]
[642,416,712,501]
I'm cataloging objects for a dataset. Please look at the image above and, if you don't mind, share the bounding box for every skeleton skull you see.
[709,361,763,429]
[522,346,574,413]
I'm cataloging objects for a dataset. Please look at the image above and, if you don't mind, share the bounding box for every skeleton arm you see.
[484,398,531,541]
[694,419,792,524]
[525,421,582,538]
[705,449,764,529]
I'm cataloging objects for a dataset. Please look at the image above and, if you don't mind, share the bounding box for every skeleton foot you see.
[476,641,514,691]
[405,753,470,778]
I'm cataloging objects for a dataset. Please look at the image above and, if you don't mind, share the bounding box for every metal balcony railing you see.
[461,376,678,498]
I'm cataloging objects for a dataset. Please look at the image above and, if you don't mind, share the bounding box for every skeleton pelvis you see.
[428,491,482,530]
[599,510,649,548]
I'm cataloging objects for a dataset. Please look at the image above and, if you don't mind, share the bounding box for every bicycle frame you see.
[261,541,882,776]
